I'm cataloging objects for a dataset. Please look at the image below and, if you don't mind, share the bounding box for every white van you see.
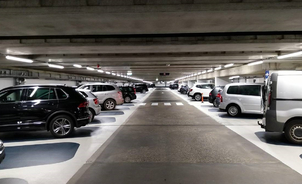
[187,83,214,100]
[219,83,263,117]
[259,72,302,144]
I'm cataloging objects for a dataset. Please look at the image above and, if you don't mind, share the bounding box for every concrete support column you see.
[215,77,230,86]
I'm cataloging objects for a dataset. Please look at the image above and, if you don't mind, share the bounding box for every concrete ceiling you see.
[0,0,302,82]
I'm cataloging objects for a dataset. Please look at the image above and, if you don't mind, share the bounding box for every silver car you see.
[0,140,5,163]
[78,83,124,110]
[77,89,102,121]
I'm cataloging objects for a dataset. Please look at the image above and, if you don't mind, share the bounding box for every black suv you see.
[134,84,149,93]
[208,86,224,107]
[119,86,137,103]
[0,85,90,138]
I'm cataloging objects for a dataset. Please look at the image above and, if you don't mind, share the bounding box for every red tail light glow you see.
[78,101,88,108]
[118,91,123,98]
[189,89,193,92]
[133,88,136,94]
[93,98,99,105]
[209,93,212,96]
[220,96,223,102]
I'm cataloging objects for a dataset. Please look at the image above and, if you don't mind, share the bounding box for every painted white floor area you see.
[0,88,155,184]
[170,88,302,176]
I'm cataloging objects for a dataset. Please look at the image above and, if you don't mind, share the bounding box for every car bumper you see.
[94,105,102,115]
[219,102,227,110]
[77,117,90,127]
[116,98,124,105]
[0,148,5,164]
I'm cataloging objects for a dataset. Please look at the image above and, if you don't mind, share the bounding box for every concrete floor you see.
[68,88,302,184]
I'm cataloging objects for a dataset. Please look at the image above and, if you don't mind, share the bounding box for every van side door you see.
[239,85,262,113]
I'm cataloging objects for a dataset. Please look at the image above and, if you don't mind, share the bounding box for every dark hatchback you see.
[209,86,224,104]
[119,86,137,103]
[134,84,149,93]
[0,85,90,138]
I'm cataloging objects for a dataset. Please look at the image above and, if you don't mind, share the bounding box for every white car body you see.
[219,83,263,115]
[187,83,214,99]
[77,89,102,116]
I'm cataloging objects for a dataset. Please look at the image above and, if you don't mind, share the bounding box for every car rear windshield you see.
[78,91,88,98]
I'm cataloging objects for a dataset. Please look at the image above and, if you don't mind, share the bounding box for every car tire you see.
[213,100,218,107]
[50,115,74,138]
[124,96,131,103]
[284,119,302,144]
[194,94,202,101]
[89,108,95,122]
[227,104,241,117]
[103,99,116,110]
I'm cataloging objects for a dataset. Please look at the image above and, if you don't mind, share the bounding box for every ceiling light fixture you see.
[86,67,95,71]
[202,71,206,74]
[6,55,33,63]
[224,63,234,68]
[198,72,201,75]
[277,51,302,59]
[229,76,240,79]
[73,64,82,68]
[214,66,222,70]
[106,72,111,74]
[97,70,104,73]
[112,73,116,76]
[208,69,213,72]
[48,63,64,69]
[247,60,263,66]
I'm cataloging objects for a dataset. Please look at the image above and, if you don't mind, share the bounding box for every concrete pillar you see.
[215,77,230,86]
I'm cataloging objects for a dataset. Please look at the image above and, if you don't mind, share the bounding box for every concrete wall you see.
[215,77,230,86]
[0,78,14,90]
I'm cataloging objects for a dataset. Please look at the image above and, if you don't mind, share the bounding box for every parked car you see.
[259,72,302,144]
[0,140,5,163]
[78,83,123,110]
[170,83,179,90]
[178,85,189,94]
[134,84,149,93]
[119,86,137,103]
[187,83,214,100]
[219,83,263,117]
[0,85,90,138]
[77,89,102,122]
[209,86,224,107]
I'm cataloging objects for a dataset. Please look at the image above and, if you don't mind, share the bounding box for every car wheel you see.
[89,108,95,122]
[227,105,241,117]
[103,99,116,110]
[50,115,74,138]
[213,100,218,107]
[142,89,146,93]
[194,94,202,101]
[124,96,131,103]
[285,119,302,144]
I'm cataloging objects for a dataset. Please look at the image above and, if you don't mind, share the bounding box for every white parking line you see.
[176,102,184,106]
[164,103,171,106]
[151,103,158,106]
[139,103,146,106]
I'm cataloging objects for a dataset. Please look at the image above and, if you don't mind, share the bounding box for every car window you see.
[81,85,90,90]
[128,87,133,92]
[105,85,115,91]
[239,85,261,96]
[89,92,97,98]
[92,85,103,92]
[26,88,56,100]
[0,89,23,103]
[78,91,88,98]
[227,86,240,94]
[56,89,68,99]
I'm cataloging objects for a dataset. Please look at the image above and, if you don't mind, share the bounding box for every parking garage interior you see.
[0,1,302,184]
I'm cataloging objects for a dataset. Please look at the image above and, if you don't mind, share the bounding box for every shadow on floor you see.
[115,107,131,110]
[98,111,124,116]
[0,142,79,170]
[218,113,263,120]
[90,117,116,124]
[254,131,301,147]
[0,127,100,143]
[0,178,28,184]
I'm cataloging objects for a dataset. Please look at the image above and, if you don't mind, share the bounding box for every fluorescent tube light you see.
[106,72,111,74]
[127,73,132,76]
[48,64,64,69]
[6,55,33,63]
[202,71,206,74]
[73,64,82,68]
[97,70,104,73]
[277,51,302,59]
[229,76,240,79]
[208,69,213,72]
[224,63,234,68]
[197,72,201,75]
[112,73,116,76]
[247,60,263,66]
[215,66,222,70]
[86,67,95,71]
[117,74,120,77]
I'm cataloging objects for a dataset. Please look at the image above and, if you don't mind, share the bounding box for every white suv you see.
[188,83,214,101]
[78,83,124,110]
[219,83,263,117]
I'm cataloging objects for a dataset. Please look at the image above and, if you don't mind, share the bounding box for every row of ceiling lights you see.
[174,51,302,82]
[5,56,153,84]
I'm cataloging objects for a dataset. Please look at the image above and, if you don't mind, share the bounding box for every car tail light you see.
[133,88,136,94]
[93,98,99,105]
[268,92,272,107]
[118,91,123,98]
[220,96,223,102]
[216,93,221,98]
[189,89,193,92]
[209,92,212,96]
[78,101,89,108]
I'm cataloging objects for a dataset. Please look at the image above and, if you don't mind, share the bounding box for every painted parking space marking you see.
[176,102,184,106]
[139,103,146,106]
[151,103,158,106]
[164,103,171,106]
